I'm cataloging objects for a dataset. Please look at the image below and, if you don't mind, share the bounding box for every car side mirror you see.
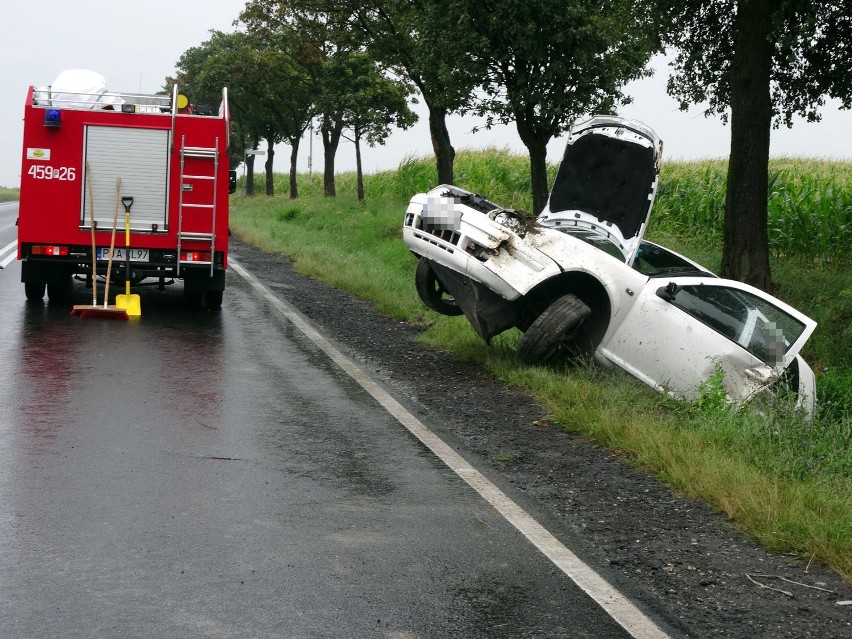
[228,170,237,194]
[657,281,679,302]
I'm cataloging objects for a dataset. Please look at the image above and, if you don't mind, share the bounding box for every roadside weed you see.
[0,186,19,202]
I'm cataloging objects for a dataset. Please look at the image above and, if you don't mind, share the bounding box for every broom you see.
[71,177,129,319]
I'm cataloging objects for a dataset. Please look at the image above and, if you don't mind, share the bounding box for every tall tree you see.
[649,0,852,289]
[454,0,658,214]
[241,2,422,196]
[331,51,417,201]
[241,1,345,196]
[172,30,313,198]
[337,1,482,185]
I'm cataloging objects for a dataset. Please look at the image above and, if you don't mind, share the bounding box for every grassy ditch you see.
[230,153,851,581]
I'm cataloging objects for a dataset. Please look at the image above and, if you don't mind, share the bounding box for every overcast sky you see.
[2,1,850,188]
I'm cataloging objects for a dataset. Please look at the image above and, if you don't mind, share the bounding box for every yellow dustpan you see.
[116,198,141,317]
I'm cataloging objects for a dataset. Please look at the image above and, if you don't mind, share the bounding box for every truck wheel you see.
[183,286,203,307]
[517,294,591,365]
[415,258,463,316]
[25,282,46,301]
[204,290,223,310]
[47,275,74,303]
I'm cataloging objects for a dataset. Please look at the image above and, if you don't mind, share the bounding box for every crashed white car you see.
[403,116,817,414]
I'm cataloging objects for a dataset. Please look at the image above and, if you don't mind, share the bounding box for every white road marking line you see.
[230,258,673,639]
[0,240,17,269]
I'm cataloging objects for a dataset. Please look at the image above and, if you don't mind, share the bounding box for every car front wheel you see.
[415,258,463,316]
[517,294,591,364]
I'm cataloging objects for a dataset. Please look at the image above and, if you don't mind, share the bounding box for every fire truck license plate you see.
[98,248,149,262]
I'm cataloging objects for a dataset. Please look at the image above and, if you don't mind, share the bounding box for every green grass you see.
[0,186,19,202]
[229,152,852,582]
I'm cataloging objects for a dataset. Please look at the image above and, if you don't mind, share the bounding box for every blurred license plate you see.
[98,248,149,262]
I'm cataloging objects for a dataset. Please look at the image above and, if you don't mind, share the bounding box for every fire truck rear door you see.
[83,125,170,232]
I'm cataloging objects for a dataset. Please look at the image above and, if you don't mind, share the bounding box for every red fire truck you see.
[17,70,235,309]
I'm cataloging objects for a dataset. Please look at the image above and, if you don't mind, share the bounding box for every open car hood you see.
[538,116,662,264]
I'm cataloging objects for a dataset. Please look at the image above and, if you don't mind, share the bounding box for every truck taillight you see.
[31,245,69,256]
[180,251,211,262]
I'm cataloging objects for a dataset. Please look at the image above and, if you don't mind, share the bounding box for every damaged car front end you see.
[402,116,817,415]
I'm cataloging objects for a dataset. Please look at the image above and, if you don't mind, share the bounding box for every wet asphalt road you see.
[0,202,641,638]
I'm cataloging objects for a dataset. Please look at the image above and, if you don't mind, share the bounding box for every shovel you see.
[115,196,141,317]
[71,178,128,319]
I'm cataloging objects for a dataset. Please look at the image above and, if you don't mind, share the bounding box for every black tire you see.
[517,294,591,364]
[47,275,74,303]
[25,281,46,301]
[204,290,223,310]
[183,286,203,307]
[415,258,463,316]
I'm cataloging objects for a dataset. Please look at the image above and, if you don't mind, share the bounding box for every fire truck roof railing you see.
[32,87,174,113]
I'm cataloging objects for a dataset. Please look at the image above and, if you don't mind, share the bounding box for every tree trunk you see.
[355,124,365,203]
[288,137,300,200]
[246,155,256,197]
[426,102,455,185]
[722,0,775,290]
[264,139,275,197]
[321,116,343,197]
[515,117,552,215]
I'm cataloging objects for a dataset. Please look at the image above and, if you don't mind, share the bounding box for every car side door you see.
[597,276,817,404]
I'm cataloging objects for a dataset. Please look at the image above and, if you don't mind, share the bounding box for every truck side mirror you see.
[228,170,237,194]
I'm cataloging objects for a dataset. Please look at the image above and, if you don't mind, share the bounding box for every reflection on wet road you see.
[0,220,639,638]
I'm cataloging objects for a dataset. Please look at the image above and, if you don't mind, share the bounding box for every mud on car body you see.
[402,116,817,414]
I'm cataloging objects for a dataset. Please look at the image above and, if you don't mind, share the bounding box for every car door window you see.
[661,284,808,365]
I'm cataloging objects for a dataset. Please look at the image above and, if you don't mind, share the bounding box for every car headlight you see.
[491,209,535,238]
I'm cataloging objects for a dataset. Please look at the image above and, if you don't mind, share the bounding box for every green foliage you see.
[649,0,852,286]
[276,205,303,222]
[648,159,852,268]
[693,364,729,413]
[327,50,417,147]
[450,0,658,212]
[767,162,852,266]
[231,151,852,579]
[651,160,728,242]
[343,1,482,115]
[0,186,19,202]
[656,1,852,124]
[171,28,314,182]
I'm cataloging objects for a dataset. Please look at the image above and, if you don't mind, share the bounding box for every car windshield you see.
[633,242,708,277]
[554,228,626,261]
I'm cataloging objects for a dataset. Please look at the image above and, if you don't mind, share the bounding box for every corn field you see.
[272,152,851,267]
[653,159,852,266]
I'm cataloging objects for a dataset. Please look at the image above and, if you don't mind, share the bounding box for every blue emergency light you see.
[43,109,61,127]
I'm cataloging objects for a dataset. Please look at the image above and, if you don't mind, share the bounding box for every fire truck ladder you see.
[177,134,219,277]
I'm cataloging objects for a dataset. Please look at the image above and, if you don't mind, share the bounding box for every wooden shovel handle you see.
[103,178,121,306]
[86,162,97,305]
